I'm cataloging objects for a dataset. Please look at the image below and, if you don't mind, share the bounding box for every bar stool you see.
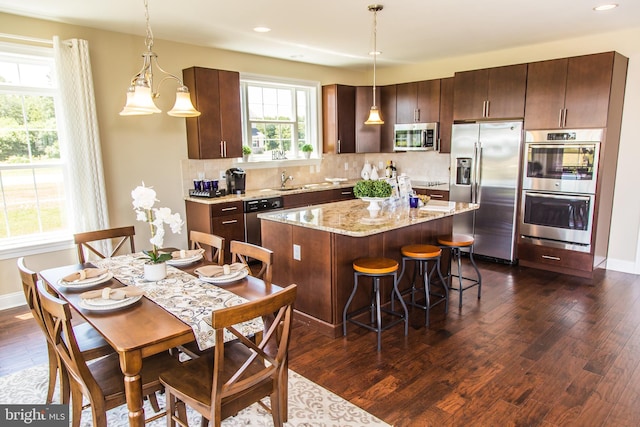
[392,244,448,326]
[438,234,482,309]
[343,257,409,351]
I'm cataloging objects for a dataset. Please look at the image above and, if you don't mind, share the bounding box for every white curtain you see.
[53,36,109,234]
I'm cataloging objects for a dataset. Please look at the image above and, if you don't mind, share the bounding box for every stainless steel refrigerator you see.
[449,121,523,263]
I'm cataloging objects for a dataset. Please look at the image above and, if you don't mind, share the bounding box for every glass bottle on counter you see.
[385,161,392,178]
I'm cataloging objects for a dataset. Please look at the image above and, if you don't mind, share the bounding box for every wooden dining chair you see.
[160,284,297,427]
[17,257,114,404]
[74,225,136,263]
[190,230,224,264]
[230,240,274,284]
[36,280,182,427]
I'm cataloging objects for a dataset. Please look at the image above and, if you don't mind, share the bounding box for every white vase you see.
[370,166,379,180]
[361,162,372,180]
[144,262,167,281]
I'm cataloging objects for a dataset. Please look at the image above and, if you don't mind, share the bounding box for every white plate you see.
[79,294,143,311]
[58,271,113,289]
[197,268,249,284]
[166,253,203,266]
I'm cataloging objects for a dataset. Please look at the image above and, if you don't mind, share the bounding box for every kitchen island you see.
[259,198,478,337]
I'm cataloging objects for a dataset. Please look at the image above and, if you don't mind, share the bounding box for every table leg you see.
[120,351,144,427]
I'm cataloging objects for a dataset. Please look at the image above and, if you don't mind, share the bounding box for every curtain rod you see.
[0,32,53,46]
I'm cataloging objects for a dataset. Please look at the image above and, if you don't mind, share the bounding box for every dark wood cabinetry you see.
[380,85,397,153]
[453,64,527,121]
[396,80,440,124]
[355,86,381,153]
[414,188,449,201]
[183,67,242,159]
[185,200,244,264]
[438,77,454,154]
[283,187,354,209]
[322,84,356,154]
[524,52,625,129]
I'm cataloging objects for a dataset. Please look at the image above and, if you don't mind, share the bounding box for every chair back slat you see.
[230,240,274,284]
[190,230,224,264]
[74,226,136,263]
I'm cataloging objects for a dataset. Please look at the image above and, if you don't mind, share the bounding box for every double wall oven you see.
[520,129,602,252]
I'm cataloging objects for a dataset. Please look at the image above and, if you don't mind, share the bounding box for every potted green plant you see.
[353,179,393,217]
[301,144,313,159]
[242,145,252,161]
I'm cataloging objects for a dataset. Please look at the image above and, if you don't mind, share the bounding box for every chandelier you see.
[120,0,201,117]
[364,4,384,125]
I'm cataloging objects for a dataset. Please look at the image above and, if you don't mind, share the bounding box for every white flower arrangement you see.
[131,182,184,263]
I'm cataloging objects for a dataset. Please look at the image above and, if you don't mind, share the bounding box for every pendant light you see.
[364,4,384,125]
[120,0,201,117]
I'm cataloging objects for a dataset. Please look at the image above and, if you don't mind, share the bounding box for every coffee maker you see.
[225,168,246,194]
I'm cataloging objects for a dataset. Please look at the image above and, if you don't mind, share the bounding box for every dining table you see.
[39,252,283,427]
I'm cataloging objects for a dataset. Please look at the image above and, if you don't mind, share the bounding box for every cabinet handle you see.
[541,255,561,261]
[341,191,351,195]
[562,109,568,128]
[337,140,341,154]
[430,194,443,199]
[558,110,564,128]
[224,141,228,157]
[220,141,224,157]
[221,219,238,225]
[414,108,419,122]
[221,207,237,212]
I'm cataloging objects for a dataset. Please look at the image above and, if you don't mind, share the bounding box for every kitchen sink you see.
[274,186,304,191]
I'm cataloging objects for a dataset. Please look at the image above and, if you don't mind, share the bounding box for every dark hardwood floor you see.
[2,260,640,426]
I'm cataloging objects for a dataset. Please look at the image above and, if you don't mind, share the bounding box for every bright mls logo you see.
[1,405,67,426]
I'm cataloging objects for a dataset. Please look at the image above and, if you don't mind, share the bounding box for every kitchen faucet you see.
[281,171,294,188]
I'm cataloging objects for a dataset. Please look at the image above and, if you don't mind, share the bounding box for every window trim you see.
[239,73,322,164]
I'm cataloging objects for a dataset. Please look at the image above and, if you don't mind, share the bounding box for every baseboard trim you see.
[605,258,639,275]
[0,292,26,311]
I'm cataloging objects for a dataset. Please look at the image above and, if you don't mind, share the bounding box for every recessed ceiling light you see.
[593,4,619,11]
[253,26,271,33]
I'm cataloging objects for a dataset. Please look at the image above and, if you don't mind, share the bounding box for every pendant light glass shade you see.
[167,87,200,117]
[365,4,384,125]
[120,0,201,118]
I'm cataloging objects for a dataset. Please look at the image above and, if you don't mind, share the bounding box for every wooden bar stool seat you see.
[437,234,482,309]
[343,257,408,351]
[392,244,448,326]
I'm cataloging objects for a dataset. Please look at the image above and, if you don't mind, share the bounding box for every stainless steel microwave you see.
[393,122,439,152]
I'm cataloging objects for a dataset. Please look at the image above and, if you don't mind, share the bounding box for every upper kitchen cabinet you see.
[355,86,382,153]
[380,85,397,153]
[453,64,527,121]
[524,52,628,130]
[322,84,356,154]
[396,79,440,124]
[438,77,454,154]
[183,67,242,159]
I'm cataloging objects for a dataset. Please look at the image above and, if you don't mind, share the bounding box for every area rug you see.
[0,365,390,426]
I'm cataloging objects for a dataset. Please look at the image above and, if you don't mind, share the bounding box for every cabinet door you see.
[395,82,418,124]
[524,58,568,129]
[322,84,355,154]
[218,70,242,158]
[564,52,615,129]
[211,212,245,264]
[380,85,396,153]
[453,68,489,120]
[355,86,381,153]
[183,67,242,159]
[416,79,440,123]
[439,77,454,154]
[486,64,527,119]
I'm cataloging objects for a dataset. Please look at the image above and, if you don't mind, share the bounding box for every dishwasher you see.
[243,196,284,246]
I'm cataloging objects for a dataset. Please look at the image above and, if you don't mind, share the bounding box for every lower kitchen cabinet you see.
[415,188,449,201]
[282,187,353,209]
[185,200,244,264]
[517,242,594,278]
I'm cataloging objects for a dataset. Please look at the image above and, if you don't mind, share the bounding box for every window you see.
[240,74,320,162]
[0,43,69,251]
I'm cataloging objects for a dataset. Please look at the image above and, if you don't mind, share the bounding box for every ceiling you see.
[1,0,638,70]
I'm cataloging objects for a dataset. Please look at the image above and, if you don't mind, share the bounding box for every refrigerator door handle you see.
[476,143,483,204]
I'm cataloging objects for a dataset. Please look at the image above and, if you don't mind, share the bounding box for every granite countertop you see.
[184,178,450,205]
[184,180,359,205]
[258,198,477,237]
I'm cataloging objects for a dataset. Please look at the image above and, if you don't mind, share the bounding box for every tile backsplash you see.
[181,151,450,194]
